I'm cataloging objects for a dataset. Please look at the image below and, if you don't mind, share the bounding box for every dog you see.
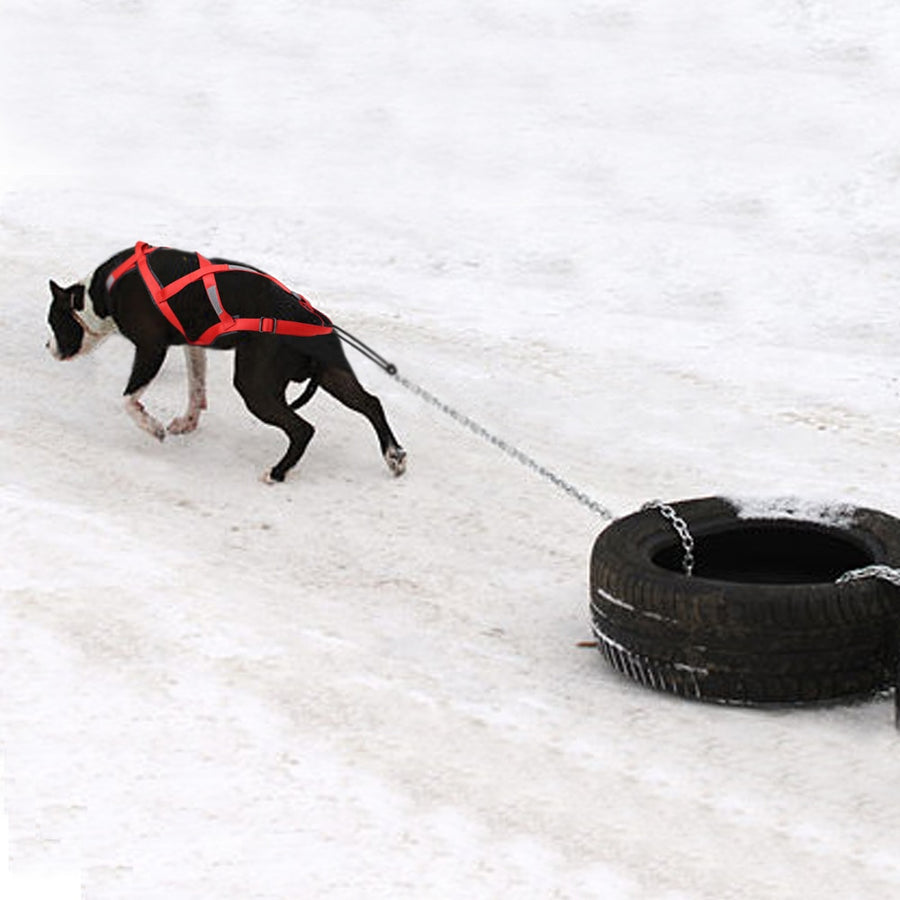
[46,242,406,483]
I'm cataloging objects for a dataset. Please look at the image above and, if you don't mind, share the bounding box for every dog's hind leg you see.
[168,346,208,434]
[123,344,168,441]
[233,347,315,482]
[318,366,407,476]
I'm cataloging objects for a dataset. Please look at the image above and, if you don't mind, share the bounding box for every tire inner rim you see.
[652,522,876,584]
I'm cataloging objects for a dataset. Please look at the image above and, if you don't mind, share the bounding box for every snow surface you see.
[4,1,900,897]
[728,496,859,527]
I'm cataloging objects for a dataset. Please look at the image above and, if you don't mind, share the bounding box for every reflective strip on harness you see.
[105,241,332,345]
[200,258,225,317]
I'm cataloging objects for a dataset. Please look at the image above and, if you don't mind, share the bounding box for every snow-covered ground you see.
[4,1,900,897]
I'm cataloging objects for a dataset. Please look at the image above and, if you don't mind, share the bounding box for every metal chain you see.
[643,500,695,576]
[392,372,616,521]
[334,326,616,519]
[836,564,900,587]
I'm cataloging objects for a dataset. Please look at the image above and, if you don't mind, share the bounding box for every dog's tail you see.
[289,376,320,410]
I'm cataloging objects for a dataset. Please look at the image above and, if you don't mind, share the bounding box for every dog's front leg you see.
[168,346,207,434]
[123,345,168,441]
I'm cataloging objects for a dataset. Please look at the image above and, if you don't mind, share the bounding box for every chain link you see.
[392,372,615,520]
[643,500,695,576]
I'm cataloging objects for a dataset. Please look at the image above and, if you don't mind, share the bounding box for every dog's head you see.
[46,279,114,360]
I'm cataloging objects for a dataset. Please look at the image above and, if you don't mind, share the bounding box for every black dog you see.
[46,242,406,482]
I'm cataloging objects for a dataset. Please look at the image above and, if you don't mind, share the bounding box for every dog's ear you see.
[49,279,85,311]
[70,283,86,311]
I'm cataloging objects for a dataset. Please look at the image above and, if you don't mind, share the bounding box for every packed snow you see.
[728,496,860,527]
[4,1,900,898]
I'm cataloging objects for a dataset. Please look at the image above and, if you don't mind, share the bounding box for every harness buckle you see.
[259,318,276,334]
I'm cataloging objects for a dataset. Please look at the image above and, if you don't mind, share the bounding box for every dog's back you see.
[96,246,332,347]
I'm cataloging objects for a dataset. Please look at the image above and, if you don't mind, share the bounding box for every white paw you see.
[125,394,166,442]
[142,418,165,442]
[167,414,200,435]
[385,447,407,477]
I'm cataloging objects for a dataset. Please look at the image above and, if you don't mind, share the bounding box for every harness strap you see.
[106,241,332,345]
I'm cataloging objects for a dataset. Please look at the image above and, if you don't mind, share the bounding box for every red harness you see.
[105,241,333,345]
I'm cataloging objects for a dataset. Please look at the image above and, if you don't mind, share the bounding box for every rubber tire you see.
[589,497,900,705]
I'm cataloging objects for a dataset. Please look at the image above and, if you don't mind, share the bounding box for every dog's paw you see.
[167,414,200,435]
[125,396,166,442]
[139,415,166,442]
[385,447,407,477]
[260,468,284,485]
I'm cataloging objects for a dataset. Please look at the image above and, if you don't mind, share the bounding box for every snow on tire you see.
[589,496,900,705]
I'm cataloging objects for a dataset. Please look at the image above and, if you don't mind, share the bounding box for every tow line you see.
[334,325,615,521]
